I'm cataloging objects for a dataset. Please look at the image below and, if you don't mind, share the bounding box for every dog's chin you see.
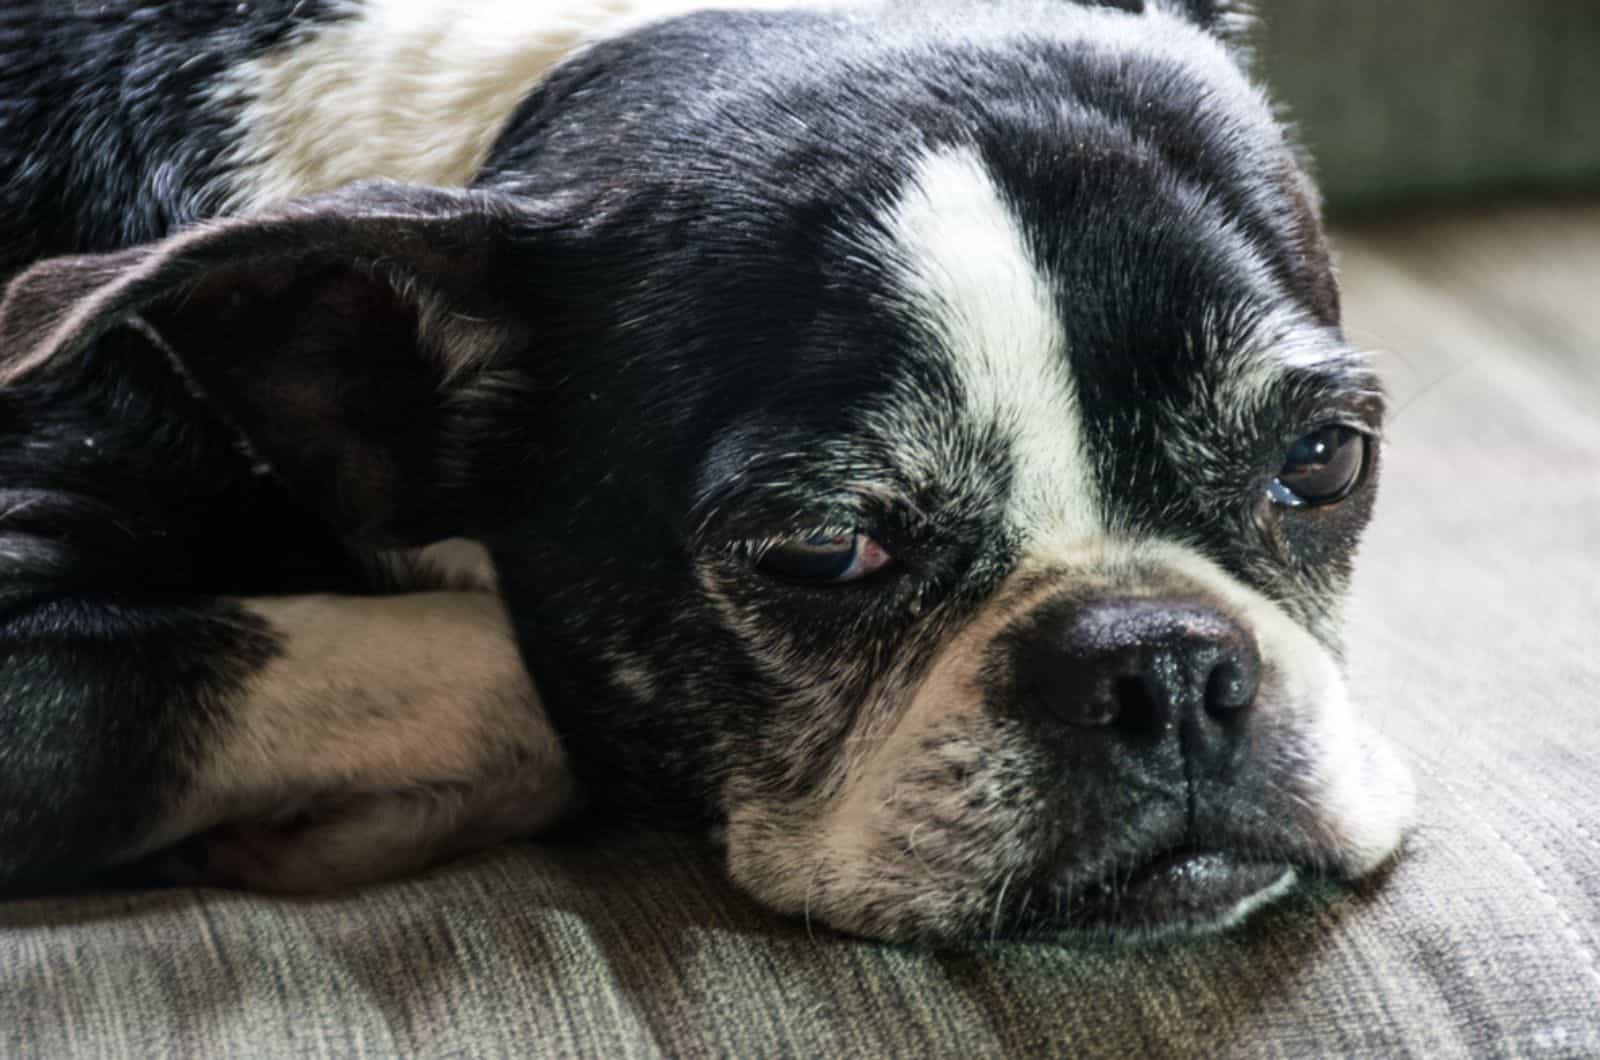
[790,848,1304,947]
[726,812,1314,947]
[889,849,1305,947]
[921,841,1306,946]
[1039,848,1299,941]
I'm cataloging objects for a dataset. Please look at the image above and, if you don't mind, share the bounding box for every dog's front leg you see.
[136,590,581,892]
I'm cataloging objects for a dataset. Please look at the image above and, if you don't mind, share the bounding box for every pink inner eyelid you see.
[842,535,894,579]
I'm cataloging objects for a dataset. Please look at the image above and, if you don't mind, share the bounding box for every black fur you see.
[0,594,280,889]
[0,0,349,286]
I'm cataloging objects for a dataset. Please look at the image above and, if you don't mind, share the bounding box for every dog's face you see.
[0,0,1412,942]
[475,1,1414,942]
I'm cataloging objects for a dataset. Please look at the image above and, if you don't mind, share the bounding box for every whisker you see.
[989,870,1015,944]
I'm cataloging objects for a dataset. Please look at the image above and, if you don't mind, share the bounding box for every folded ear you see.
[0,183,548,545]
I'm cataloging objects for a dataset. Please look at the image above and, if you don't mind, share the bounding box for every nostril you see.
[1204,652,1260,717]
[1003,596,1261,739]
[1111,672,1166,731]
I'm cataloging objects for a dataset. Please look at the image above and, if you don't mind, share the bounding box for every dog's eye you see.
[755,531,893,583]
[1269,426,1370,508]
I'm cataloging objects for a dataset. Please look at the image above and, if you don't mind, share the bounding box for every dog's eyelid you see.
[1309,377,1384,418]
[687,485,922,550]
[1263,379,1385,447]
[703,513,878,558]
[1278,415,1376,445]
[731,524,853,561]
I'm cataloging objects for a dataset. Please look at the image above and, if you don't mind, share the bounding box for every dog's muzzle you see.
[996,595,1294,932]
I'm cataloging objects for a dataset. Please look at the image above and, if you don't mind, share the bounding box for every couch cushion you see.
[4,206,1599,1058]
[1258,1,1600,207]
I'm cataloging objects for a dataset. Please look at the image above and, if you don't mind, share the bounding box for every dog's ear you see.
[0,183,557,545]
[1147,0,1253,44]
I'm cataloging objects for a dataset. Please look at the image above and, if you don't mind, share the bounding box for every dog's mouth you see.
[1051,847,1297,936]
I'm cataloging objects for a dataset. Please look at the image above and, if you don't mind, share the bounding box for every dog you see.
[0,0,1413,944]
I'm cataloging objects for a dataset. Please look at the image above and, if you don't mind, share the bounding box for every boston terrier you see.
[0,0,1412,943]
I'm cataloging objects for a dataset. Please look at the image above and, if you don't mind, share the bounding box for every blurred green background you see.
[1257,1,1600,211]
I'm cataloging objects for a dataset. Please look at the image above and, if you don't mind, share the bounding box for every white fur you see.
[1217,868,1299,930]
[372,537,501,591]
[610,654,662,702]
[879,146,1100,544]
[219,0,862,213]
[413,538,499,590]
[140,591,579,889]
[1140,541,1416,877]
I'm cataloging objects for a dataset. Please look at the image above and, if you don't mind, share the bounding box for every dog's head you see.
[0,0,1411,942]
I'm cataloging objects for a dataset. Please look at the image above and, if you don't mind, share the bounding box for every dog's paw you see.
[167,812,386,894]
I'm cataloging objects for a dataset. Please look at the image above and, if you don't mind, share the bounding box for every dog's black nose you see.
[1011,598,1260,765]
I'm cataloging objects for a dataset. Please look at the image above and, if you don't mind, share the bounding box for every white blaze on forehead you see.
[220,0,863,213]
[881,146,1101,543]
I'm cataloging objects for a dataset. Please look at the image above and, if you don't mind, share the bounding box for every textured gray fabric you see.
[1257,1,1600,207]
[3,211,1599,1057]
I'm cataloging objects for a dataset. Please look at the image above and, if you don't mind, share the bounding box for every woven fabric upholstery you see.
[1258,0,1600,207]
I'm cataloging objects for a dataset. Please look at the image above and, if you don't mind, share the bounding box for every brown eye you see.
[1269,426,1369,508]
[755,531,893,583]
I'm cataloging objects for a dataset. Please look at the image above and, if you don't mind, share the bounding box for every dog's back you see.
[2,2,315,283]
[0,0,819,284]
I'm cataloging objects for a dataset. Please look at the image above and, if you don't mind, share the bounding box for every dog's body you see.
[0,0,1412,942]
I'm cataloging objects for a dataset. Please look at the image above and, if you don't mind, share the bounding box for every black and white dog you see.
[0,0,1413,943]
